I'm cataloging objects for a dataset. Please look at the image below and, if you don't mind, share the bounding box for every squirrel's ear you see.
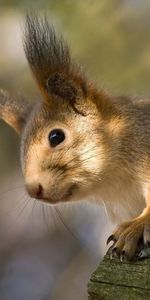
[24,15,87,104]
[46,73,83,102]
[0,89,32,134]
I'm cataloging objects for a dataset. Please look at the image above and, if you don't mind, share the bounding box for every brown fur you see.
[0,89,32,133]
[1,15,150,259]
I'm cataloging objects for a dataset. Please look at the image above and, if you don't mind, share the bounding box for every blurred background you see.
[0,0,150,299]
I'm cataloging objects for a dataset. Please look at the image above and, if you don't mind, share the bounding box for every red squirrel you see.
[1,14,150,260]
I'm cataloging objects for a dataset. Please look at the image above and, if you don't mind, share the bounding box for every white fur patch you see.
[92,179,145,224]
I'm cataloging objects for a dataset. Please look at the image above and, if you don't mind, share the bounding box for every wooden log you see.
[88,248,150,300]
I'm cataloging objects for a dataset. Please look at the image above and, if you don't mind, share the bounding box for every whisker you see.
[31,198,37,226]
[0,192,29,216]
[49,205,59,230]
[14,194,31,220]
[62,145,98,168]
[54,206,97,256]
[1,194,31,233]
[42,203,51,234]
[0,185,25,198]
[54,145,71,167]
[54,206,80,242]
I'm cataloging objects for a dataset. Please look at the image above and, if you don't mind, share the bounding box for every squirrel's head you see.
[0,15,120,204]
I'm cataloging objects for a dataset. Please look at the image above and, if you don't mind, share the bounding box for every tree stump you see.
[88,248,150,300]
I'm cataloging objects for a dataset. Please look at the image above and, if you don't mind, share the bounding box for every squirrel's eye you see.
[48,129,65,147]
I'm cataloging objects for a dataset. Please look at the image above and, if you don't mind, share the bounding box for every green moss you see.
[88,250,150,300]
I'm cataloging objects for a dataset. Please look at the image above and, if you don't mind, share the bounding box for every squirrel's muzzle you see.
[25,182,43,200]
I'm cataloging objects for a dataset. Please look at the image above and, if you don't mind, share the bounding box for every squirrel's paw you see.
[107,219,150,260]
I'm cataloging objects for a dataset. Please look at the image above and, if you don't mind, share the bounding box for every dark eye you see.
[48,129,65,147]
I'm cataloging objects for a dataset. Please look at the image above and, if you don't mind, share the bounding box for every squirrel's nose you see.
[26,182,43,199]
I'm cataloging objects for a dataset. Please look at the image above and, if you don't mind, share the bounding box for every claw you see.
[107,235,115,245]
[111,246,118,258]
[120,251,125,262]
[109,247,116,259]
[110,252,113,260]
[120,254,123,262]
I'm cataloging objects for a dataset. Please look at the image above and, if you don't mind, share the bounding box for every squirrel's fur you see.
[1,15,150,259]
[23,14,87,101]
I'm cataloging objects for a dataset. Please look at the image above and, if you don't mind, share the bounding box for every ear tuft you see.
[23,14,87,101]
[24,14,71,91]
[47,73,82,102]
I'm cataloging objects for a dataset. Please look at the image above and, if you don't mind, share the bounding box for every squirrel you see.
[1,14,150,260]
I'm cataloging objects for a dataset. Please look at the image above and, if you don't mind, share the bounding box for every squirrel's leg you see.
[107,188,150,260]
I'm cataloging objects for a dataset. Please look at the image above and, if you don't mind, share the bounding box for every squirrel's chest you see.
[93,178,145,223]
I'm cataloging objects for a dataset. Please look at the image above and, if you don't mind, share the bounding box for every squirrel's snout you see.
[26,182,43,199]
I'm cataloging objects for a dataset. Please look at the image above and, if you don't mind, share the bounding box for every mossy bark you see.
[88,249,150,300]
